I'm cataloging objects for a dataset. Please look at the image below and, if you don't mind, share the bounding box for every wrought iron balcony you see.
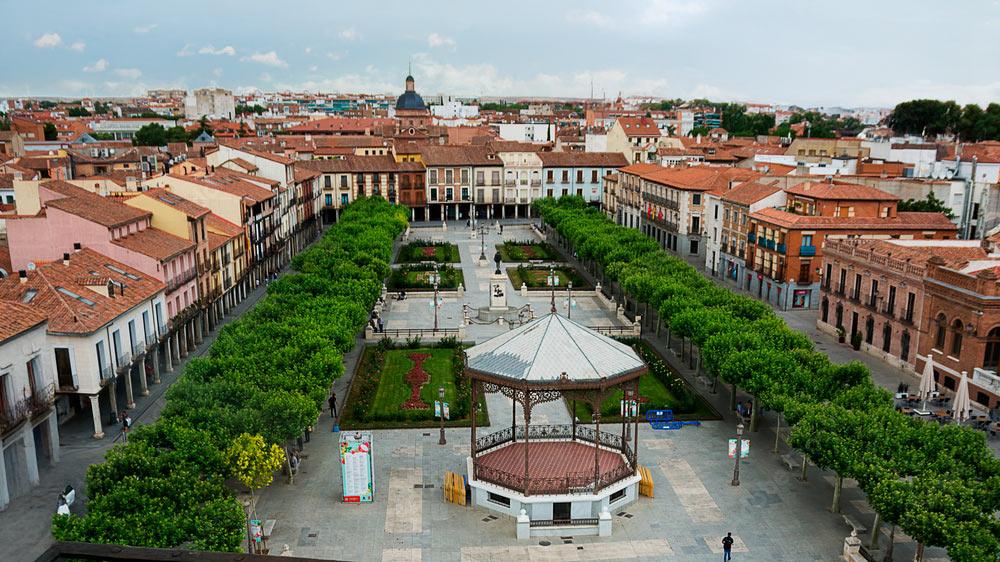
[29,383,56,417]
[0,395,32,436]
[116,351,133,373]
[643,192,679,210]
[99,364,116,385]
[747,232,757,243]
[800,245,816,256]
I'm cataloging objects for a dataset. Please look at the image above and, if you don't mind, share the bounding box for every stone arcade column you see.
[123,364,135,409]
[137,361,149,396]
[89,395,104,439]
[163,338,174,373]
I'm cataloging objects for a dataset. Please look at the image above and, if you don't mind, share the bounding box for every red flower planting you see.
[420,246,438,258]
[401,353,432,409]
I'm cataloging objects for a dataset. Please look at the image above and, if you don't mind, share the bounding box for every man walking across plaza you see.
[328,392,337,418]
[722,532,734,560]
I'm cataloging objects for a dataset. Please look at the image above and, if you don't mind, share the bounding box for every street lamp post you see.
[547,265,557,314]
[478,223,488,262]
[567,281,573,319]
[430,264,441,332]
[438,386,447,445]
[731,422,744,486]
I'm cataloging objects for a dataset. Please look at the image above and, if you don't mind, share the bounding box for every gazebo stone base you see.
[466,457,640,538]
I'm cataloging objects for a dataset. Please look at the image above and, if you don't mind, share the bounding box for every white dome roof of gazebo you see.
[465,314,645,383]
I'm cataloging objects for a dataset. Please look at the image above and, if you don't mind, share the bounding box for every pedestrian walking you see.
[328,393,337,418]
[120,410,132,443]
[722,532,734,560]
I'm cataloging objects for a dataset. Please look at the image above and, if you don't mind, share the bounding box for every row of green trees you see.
[888,99,1000,141]
[52,197,409,551]
[535,197,999,561]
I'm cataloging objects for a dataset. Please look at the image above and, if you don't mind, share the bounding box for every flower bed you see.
[496,240,559,262]
[506,264,589,290]
[387,264,464,290]
[396,240,461,263]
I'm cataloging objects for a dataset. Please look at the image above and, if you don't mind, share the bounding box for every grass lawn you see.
[387,267,464,290]
[507,266,589,290]
[573,341,718,422]
[372,348,457,416]
[397,241,461,263]
[496,241,559,262]
[341,345,490,429]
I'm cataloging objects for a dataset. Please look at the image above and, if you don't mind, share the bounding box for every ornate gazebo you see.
[463,313,646,537]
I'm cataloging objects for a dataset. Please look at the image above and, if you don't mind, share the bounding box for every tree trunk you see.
[749,397,759,432]
[730,383,737,412]
[666,326,671,348]
[656,318,661,337]
[914,542,924,562]
[800,453,808,481]
[869,512,881,551]
[831,474,842,513]
[882,525,895,562]
[773,414,781,454]
[285,446,295,484]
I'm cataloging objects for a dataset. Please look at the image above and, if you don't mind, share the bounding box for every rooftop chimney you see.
[18,270,27,284]
[62,253,70,266]
[73,242,82,252]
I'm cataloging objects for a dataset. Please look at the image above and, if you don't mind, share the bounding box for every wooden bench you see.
[262,519,277,540]
[780,453,800,472]
[842,514,867,534]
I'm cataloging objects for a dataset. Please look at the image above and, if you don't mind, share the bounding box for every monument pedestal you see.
[489,272,507,311]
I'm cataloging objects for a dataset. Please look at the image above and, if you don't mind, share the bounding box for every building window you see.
[882,322,892,353]
[487,492,510,507]
[610,488,626,503]
[445,169,454,184]
[429,170,438,184]
[476,170,485,186]
[984,327,1000,370]
[950,319,964,356]
[934,313,947,349]
[324,176,331,188]
[561,170,569,183]
[576,170,584,183]
[430,188,438,201]
[692,193,701,205]
[591,170,599,183]
[491,171,500,185]
[461,169,470,185]
[689,239,699,255]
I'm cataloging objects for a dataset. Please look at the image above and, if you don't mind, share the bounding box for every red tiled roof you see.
[751,207,957,230]
[418,146,500,167]
[297,155,424,173]
[834,239,987,269]
[224,158,258,172]
[218,141,295,165]
[206,231,231,251]
[641,166,762,192]
[286,117,394,134]
[0,248,164,334]
[0,301,47,341]
[139,188,210,219]
[112,227,195,262]
[785,180,900,201]
[205,213,243,237]
[168,173,275,204]
[42,180,150,228]
[722,182,782,205]
[616,117,660,138]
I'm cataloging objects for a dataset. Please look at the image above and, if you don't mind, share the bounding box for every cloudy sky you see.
[3,0,999,107]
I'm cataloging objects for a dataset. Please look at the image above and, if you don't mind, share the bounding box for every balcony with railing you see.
[649,215,679,233]
[800,245,816,257]
[776,242,786,254]
[99,364,116,386]
[29,383,56,417]
[643,192,679,210]
[166,267,198,293]
[0,394,33,436]
[116,351,133,373]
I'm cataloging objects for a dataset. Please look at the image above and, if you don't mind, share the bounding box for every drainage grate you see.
[577,546,584,550]
[422,432,431,436]
[617,511,627,517]
[624,513,634,518]
[488,515,498,520]
[423,484,434,489]
[307,533,317,538]
[413,484,423,489]
[482,517,492,522]
[563,540,573,544]
[538,541,551,547]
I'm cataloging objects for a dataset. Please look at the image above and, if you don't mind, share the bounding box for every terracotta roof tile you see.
[42,180,150,228]
[751,207,957,230]
[170,173,275,204]
[205,213,243,236]
[537,152,628,167]
[0,248,164,335]
[418,146,501,167]
[722,182,782,205]
[0,301,47,341]
[641,166,762,192]
[785,180,900,201]
[616,117,660,138]
[112,227,195,262]
[139,188,210,219]
[297,155,423,173]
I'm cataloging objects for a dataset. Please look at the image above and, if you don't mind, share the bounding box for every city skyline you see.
[3,0,999,107]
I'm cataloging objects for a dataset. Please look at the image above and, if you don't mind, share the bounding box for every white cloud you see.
[641,0,710,25]
[427,33,456,48]
[339,27,359,41]
[309,65,318,72]
[243,51,288,68]
[259,72,273,82]
[327,51,346,61]
[566,9,613,27]
[198,45,236,56]
[115,68,142,79]
[213,68,223,77]
[34,33,62,48]
[83,58,108,72]
[133,24,158,33]
[176,44,195,57]
[850,80,1000,107]
[304,47,313,54]
[68,41,86,52]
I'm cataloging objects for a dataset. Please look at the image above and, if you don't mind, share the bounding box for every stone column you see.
[163,338,174,373]
[0,442,8,509]
[23,425,39,485]
[123,364,136,409]
[89,395,104,439]
[46,413,60,463]
[108,381,119,420]
[152,346,162,383]
[137,361,149,397]
[179,327,189,358]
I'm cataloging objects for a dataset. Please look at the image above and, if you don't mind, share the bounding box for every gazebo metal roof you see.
[465,313,644,384]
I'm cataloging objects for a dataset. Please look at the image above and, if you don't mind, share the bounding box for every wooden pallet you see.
[638,465,654,498]
[443,471,466,506]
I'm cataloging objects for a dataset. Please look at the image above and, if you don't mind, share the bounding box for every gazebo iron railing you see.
[473,462,635,496]
[473,425,627,456]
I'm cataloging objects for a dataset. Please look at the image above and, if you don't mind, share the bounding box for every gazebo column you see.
[470,378,478,457]
[593,409,602,488]
[523,389,531,497]
[511,396,517,442]
[633,377,640,469]
[571,400,576,441]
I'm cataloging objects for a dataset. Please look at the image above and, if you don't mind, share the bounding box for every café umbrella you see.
[953,371,972,423]
[918,352,936,411]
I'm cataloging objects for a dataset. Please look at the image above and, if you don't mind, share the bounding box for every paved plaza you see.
[257,222,949,562]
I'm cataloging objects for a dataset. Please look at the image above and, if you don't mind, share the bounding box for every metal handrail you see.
[474,462,634,496]
[116,352,132,373]
[100,364,116,385]
[29,383,56,417]
[0,396,32,435]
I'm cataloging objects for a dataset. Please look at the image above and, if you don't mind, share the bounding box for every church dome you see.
[396,73,426,111]
[396,90,426,111]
